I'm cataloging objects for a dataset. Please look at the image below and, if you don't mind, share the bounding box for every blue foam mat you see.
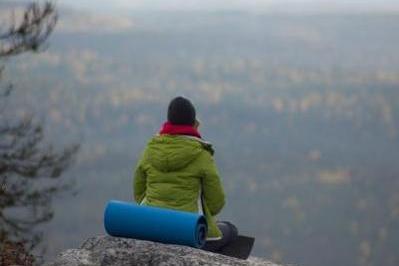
[104,200,207,248]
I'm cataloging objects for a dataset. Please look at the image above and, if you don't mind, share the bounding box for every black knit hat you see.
[167,96,196,125]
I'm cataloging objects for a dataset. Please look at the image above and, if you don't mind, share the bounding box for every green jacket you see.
[133,134,225,239]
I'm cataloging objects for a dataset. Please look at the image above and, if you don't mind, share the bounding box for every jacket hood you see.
[145,135,203,172]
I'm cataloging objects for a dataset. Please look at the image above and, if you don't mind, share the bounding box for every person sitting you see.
[133,96,237,251]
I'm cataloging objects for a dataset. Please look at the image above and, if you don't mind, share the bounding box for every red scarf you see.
[159,122,202,139]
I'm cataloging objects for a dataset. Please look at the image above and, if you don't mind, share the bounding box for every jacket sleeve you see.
[133,155,146,203]
[201,152,225,216]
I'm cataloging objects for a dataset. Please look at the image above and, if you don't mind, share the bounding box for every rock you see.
[45,235,284,266]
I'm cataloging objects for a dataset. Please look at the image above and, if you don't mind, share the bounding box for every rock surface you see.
[45,235,285,266]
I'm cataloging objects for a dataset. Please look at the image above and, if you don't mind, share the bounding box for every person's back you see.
[133,96,237,249]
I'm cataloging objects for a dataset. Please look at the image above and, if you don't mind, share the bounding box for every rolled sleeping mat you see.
[104,200,207,248]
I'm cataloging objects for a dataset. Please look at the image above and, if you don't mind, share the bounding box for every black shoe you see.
[217,221,239,243]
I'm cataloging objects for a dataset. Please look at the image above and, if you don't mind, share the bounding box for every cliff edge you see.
[45,235,285,266]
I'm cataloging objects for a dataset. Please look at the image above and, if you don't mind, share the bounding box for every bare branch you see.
[0,2,58,57]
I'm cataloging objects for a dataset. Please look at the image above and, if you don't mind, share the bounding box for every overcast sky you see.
[58,0,399,12]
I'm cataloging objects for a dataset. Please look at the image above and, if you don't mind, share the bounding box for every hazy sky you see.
[59,0,399,12]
